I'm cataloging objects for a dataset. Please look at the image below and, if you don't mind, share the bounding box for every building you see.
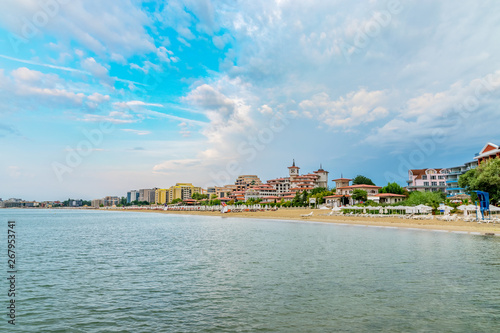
[244,184,277,201]
[213,186,234,199]
[235,175,263,191]
[127,190,139,204]
[137,188,156,203]
[68,199,83,207]
[373,193,406,204]
[407,168,449,193]
[167,183,202,203]
[313,164,329,188]
[267,160,329,196]
[0,198,23,208]
[103,196,119,207]
[91,199,104,207]
[474,142,500,165]
[445,161,478,197]
[324,178,381,206]
[206,187,216,196]
[155,188,168,205]
[267,177,291,195]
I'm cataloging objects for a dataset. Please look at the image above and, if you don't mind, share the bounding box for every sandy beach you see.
[114,208,500,235]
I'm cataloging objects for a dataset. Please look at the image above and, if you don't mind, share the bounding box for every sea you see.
[0,209,499,332]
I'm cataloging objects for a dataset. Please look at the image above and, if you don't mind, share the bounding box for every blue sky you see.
[1,0,499,201]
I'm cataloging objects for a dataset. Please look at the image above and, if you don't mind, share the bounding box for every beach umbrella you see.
[489,205,500,215]
[415,204,431,213]
[458,204,476,211]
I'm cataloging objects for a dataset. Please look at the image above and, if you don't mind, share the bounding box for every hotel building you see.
[407,168,449,193]
[445,161,478,197]
[266,160,329,197]
[169,183,202,202]
[139,188,156,203]
[155,188,169,204]
[235,175,263,191]
[127,190,140,203]
[474,142,500,165]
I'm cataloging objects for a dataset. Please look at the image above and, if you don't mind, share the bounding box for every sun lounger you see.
[300,212,313,217]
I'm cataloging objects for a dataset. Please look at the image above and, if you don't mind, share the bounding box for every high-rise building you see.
[155,189,168,204]
[139,188,156,203]
[126,190,139,203]
[167,183,202,203]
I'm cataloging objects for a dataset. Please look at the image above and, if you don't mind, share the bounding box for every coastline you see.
[110,208,500,236]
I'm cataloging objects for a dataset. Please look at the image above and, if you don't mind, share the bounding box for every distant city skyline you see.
[1,1,499,201]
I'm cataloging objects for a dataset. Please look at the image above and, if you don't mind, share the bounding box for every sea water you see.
[0,209,499,332]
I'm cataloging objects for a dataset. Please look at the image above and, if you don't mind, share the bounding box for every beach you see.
[114,208,500,235]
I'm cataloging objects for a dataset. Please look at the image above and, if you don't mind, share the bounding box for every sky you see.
[0,0,499,201]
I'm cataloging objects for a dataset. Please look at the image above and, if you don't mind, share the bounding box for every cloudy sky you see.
[1,0,499,201]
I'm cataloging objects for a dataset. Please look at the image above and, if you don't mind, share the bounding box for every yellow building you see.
[155,188,168,204]
[167,183,202,203]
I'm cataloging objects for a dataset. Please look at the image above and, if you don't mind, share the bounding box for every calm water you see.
[0,209,499,332]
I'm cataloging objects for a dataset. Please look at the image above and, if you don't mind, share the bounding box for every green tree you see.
[459,159,500,203]
[301,190,308,206]
[379,182,405,195]
[352,175,375,186]
[352,189,368,202]
[171,198,182,204]
[192,193,208,200]
[404,191,444,208]
[210,194,218,199]
[310,187,327,195]
[120,197,127,206]
[292,192,301,206]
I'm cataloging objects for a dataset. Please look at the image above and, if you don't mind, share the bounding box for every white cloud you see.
[153,159,202,173]
[121,129,152,135]
[0,67,113,110]
[114,101,164,108]
[79,111,136,124]
[299,89,390,128]
[259,104,273,115]
[87,93,110,103]
[183,84,237,117]
[366,70,500,145]
[0,0,156,58]
[156,46,177,63]
[81,57,110,83]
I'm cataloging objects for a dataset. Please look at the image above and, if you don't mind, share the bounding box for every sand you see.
[114,208,500,235]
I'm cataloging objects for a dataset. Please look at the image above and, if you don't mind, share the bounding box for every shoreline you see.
[110,208,500,236]
[4,207,498,235]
